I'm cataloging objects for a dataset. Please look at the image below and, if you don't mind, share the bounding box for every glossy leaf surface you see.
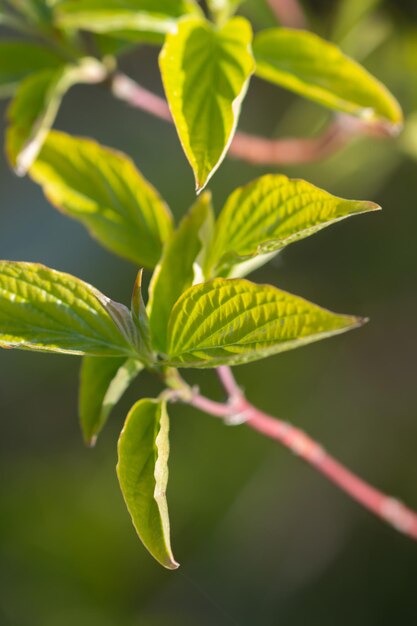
[0,261,137,356]
[167,278,363,367]
[159,16,255,191]
[205,174,380,277]
[253,28,402,129]
[30,131,173,268]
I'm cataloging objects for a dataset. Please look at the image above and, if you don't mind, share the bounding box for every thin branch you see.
[267,0,307,29]
[111,73,361,167]
[181,366,417,541]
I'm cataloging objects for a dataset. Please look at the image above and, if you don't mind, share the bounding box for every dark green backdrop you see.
[1,1,417,624]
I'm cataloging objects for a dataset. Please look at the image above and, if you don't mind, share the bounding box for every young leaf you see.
[166,278,364,368]
[207,0,242,24]
[30,131,173,268]
[131,270,153,361]
[148,192,214,353]
[0,261,139,357]
[117,398,178,569]
[159,15,255,191]
[79,356,143,446]
[6,58,107,175]
[205,174,380,278]
[0,42,63,99]
[253,28,402,130]
[56,0,202,43]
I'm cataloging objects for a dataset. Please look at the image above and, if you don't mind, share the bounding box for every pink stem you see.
[188,366,417,541]
[267,0,307,29]
[111,73,362,166]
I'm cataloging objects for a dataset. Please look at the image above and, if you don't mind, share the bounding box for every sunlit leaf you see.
[117,398,178,569]
[205,174,380,278]
[0,261,139,357]
[253,28,402,130]
[30,130,173,268]
[6,58,107,175]
[56,0,202,44]
[79,356,143,446]
[159,15,255,191]
[207,0,241,24]
[166,278,364,367]
[0,42,63,99]
[148,192,214,353]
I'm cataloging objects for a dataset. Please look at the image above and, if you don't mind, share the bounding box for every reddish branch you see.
[267,0,307,29]
[111,73,368,167]
[184,366,417,541]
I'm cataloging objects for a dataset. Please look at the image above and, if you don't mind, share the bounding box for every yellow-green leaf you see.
[207,0,241,24]
[159,15,255,191]
[117,398,178,569]
[30,131,173,268]
[56,0,202,44]
[167,278,364,368]
[253,28,402,130]
[6,58,107,175]
[205,174,380,278]
[79,356,143,446]
[148,192,214,353]
[0,261,139,357]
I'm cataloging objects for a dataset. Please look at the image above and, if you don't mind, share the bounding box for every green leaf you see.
[79,356,143,446]
[207,0,242,24]
[166,278,364,368]
[8,0,54,27]
[117,398,178,569]
[159,15,255,191]
[0,261,140,357]
[148,192,214,353]
[131,270,153,361]
[253,28,403,130]
[56,0,202,44]
[30,130,173,268]
[0,42,63,99]
[6,58,107,175]
[205,174,380,278]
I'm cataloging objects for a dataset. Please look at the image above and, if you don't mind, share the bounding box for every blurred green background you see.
[1,1,417,624]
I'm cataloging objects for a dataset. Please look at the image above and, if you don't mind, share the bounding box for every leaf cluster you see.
[0,0,401,568]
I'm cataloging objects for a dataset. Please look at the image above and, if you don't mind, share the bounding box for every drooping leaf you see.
[0,42,63,99]
[6,58,107,175]
[30,130,173,268]
[0,261,140,357]
[117,398,178,569]
[166,278,364,368]
[79,356,143,446]
[148,192,214,353]
[56,0,202,44]
[159,15,255,191]
[205,174,380,278]
[253,28,402,130]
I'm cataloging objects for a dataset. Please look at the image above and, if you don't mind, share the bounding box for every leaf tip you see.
[84,433,98,448]
[165,557,180,571]
[353,315,369,328]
